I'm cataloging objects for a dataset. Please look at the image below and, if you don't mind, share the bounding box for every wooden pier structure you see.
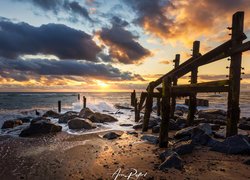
[131,12,250,148]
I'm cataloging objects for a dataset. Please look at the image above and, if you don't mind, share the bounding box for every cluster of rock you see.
[1,108,118,137]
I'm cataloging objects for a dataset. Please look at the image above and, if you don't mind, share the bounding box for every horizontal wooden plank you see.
[172,85,229,94]
[176,80,229,87]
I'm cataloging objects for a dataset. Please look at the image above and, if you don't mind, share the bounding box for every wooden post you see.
[135,98,140,122]
[159,77,172,148]
[157,97,161,116]
[187,41,200,126]
[58,101,61,113]
[131,90,136,107]
[227,11,244,137]
[142,82,154,132]
[170,54,180,118]
[83,96,86,108]
[78,94,80,101]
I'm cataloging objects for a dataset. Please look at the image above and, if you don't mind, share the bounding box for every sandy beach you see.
[0,128,249,180]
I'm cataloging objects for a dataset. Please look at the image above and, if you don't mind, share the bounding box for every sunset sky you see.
[0,0,250,92]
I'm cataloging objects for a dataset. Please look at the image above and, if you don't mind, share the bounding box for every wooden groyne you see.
[132,11,250,148]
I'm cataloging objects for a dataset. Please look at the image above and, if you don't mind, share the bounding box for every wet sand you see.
[0,130,249,180]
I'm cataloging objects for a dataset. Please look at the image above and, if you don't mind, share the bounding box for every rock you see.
[169,119,180,130]
[148,118,159,129]
[1,120,23,129]
[31,117,50,124]
[176,117,187,129]
[239,122,250,130]
[119,123,133,127]
[43,110,60,118]
[174,126,194,140]
[152,125,160,133]
[173,141,195,155]
[198,109,226,120]
[79,108,94,118]
[127,131,138,135]
[68,118,96,130]
[133,123,143,130]
[88,112,118,123]
[175,105,188,113]
[141,135,159,144]
[103,132,121,140]
[19,117,32,123]
[159,150,175,161]
[194,118,226,125]
[58,111,78,123]
[159,153,183,170]
[197,123,213,135]
[243,159,250,165]
[174,110,184,117]
[210,135,250,154]
[20,121,62,137]
[210,124,220,130]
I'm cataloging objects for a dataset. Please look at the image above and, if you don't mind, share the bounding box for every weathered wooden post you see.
[170,54,180,118]
[58,100,61,113]
[187,41,200,126]
[134,98,140,122]
[83,96,86,108]
[159,77,172,148]
[131,90,136,107]
[157,98,161,116]
[142,82,154,132]
[227,11,244,137]
[78,94,80,101]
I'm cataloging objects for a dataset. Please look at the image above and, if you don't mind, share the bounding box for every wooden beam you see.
[170,54,180,118]
[188,41,200,126]
[172,85,229,94]
[131,90,136,107]
[159,77,171,148]
[227,11,244,137]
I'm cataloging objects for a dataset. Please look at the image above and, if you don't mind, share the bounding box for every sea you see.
[0,92,249,136]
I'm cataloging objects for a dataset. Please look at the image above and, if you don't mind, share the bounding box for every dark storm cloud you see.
[0,19,101,60]
[98,18,151,64]
[0,58,137,81]
[14,0,92,21]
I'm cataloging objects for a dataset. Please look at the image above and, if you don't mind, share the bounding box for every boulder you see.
[1,120,23,129]
[176,117,187,129]
[19,117,32,123]
[173,141,195,155]
[239,122,250,130]
[79,108,94,118]
[58,111,78,123]
[148,118,159,129]
[198,109,226,120]
[175,105,188,113]
[159,150,175,161]
[169,119,180,130]
[133,123,143,130]
[20,121,62,137]
[68,118,96,130]
[31,117,50,124]
[88,112,118,123]
[210,135,250,154]
[174,126,194,140]
[119,123,133,127]
[43,110,60,118]
[158,153,183,170]
[103,132,121,140]
[141,135,159,144]
[174,110,184,117]
[152,125,160,133]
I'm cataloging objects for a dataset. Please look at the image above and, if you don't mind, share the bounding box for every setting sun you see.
[96,80,109,88]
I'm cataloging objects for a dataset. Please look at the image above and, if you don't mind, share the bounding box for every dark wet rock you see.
[159,152,183,170]
[152,125,160,133]
[196,123,213,135]
[176,117,187,129]
[127,131,138,135]
[213,132,226,139]
[79,108,94,118]
[58,111,78,123]
[88,112,118,123]
[174,126,194,140]
[19,117,32,123]
[174,110,184,117]
[141,135,159,144]
[43,110,60,118]
[159,150,175,161]
[194,118,226,125]
[243,159,250,165]
[211,124,220,130]
[114,104,133,110]
[1,120,23,129]
[20,121,62,137]
[210,135,250,154]
[175,106,188,113]
[31,117,50,124]
[119,123,133,127]
[148,118,159,129]
[198,109,226,121]
[169,119,180,130]
[133,123,143,130]
[68,118,96,130]
[191,129,214,146]
[103,132,121,140]
[239,122,250,130]
[173,141,194,155]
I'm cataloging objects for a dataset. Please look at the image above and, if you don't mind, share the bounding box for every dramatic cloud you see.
[0,19,101,60]
[0,58,140,81]
[124,0,250,44]
[97,17,151,64]
[14,0,92,21]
